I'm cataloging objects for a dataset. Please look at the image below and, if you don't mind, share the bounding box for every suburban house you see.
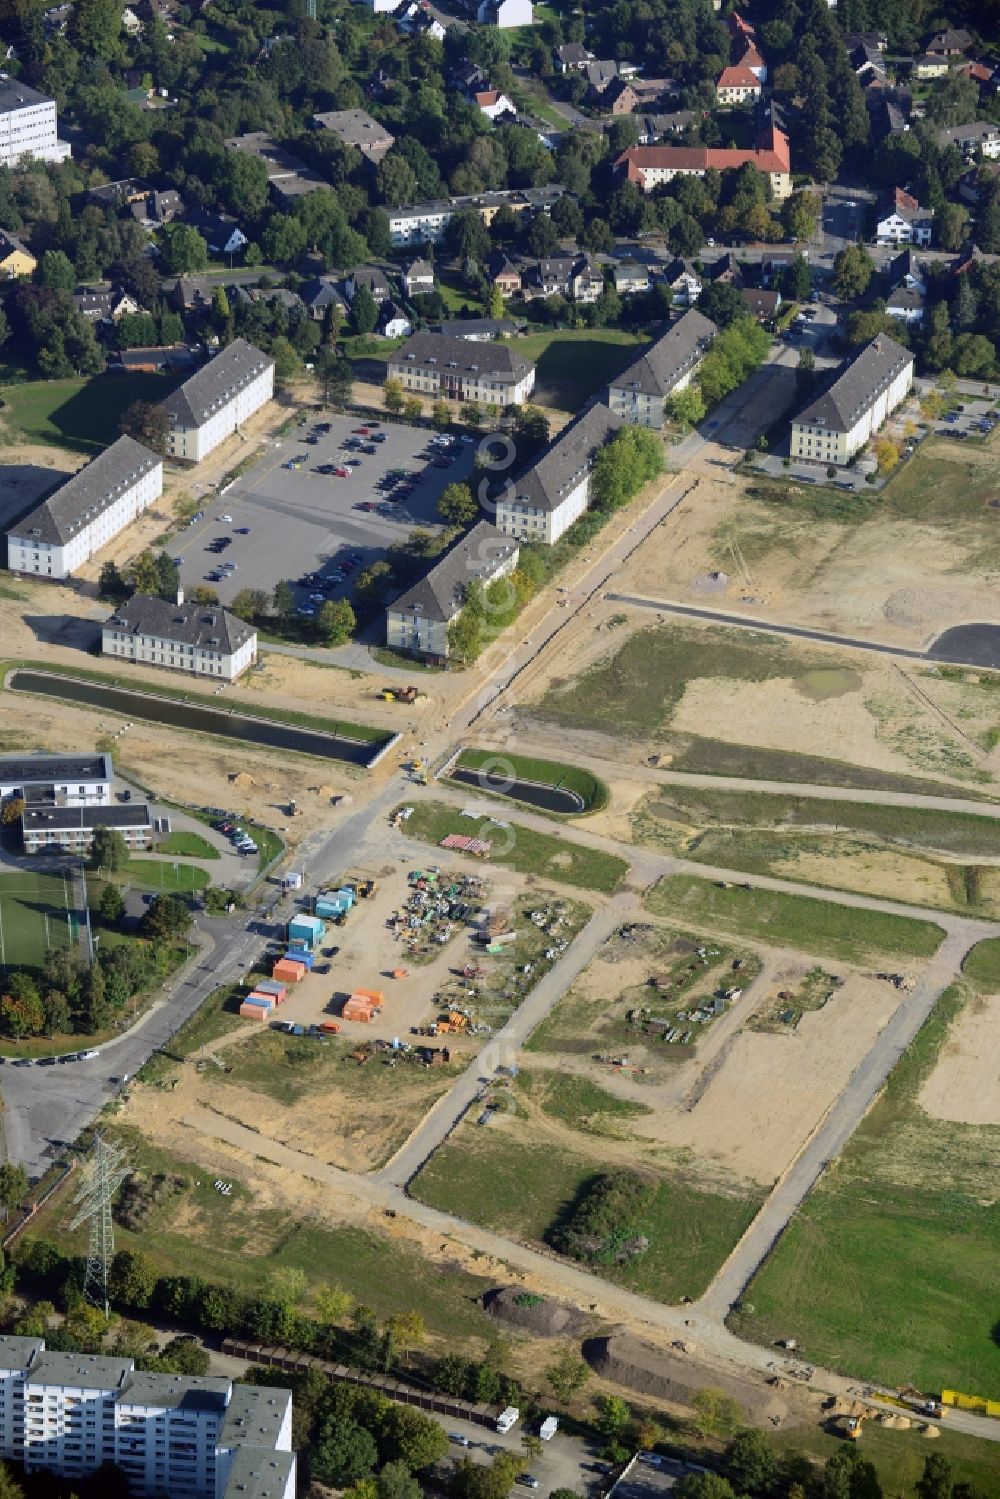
[790,334,914,466]
[222,132,326,202]
[394,0,448,42]
[180,208,247,256]
[102,590,258,680]
[345,265,392,305]
[554,42,593,71]
[402,258,435,297]
[926,27,972,55]
[386,521,520,661]
[715,63,762,104]
[614,260,651,294]
[912,53,948,79]
[387,330,535,405]
[662,257,702,304]
[615,124,792,198]
[6,436,163,580]
[606,308,718,428]
[741,287,781,322]
[709,252,743,285]
[874,186,933,245]
[885,283,925,322]
[0,752,112,806]
[474,88,516,121]
[311,108,395,163]
[528,253,602,302]
[162,338,275,463]
[637,110,696,141]
[0,1342,294,1499]
[601,79,639,115]
[735,40,767,81]
[0,75,71,165]
[0,229,36,278]
[385,185,562,246]
[72,286,142,323]
[299,276,348,322]
[488,253,522,296]
[494,402,621,544]
[379,300,412,338]
[884,248,927,322]
[476,0,531,26]
[937,120,1000,160]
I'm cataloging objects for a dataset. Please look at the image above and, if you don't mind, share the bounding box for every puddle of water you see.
[795,668,863,702]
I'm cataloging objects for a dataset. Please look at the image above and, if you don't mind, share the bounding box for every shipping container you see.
[240,1001,270,1020]
[255,980,287,1000]
[273,959,307,983]
[286,947,315,969]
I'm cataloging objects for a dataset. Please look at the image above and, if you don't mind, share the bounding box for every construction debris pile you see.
[387,867,488,963]
[344,1036,452,1068]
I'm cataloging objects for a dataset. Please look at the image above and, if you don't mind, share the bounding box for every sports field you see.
[0,869,83,970]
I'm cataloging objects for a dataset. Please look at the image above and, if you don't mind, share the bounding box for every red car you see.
[352,427,369,435]
[354,501,377,511]
[334,466,350,478]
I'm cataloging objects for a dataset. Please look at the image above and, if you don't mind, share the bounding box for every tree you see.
[351,284,378,335]
[190,586,219,606]
[437,483,478,527]
[689,1388,744,1440]
[41,989,71,1037]
[698,280,747,329]
[377,1461,422,1499]
[664,386,706,430]
[156,550,179,601]
[675,1476,735,1499]
[0,1164,28,1217]
[312,1418,379,1488]
[403,396,422,422]
[318,598,356,645]
[513,405,550,456]
[108,1249,156,1309]
[546,1347,590,1401]
[448,605,483,663]
[0,982,44,1039]
[446,209,491,264]
[936,202,970,253]
[315,346,352,406]
[382,1403,448,1469]
[92,826,128,873]
[314,1285,353,1325]
[432,399,451,430]
[917,1455,953,1499]
[141,893,192,941]
[874,437,900,474]
[597,1395,631,1438]
[796,345,816,392]
[160,223,209,275]
[98,884,126,924]
[725,1429,778,1495]
[823,1445,881,1499]
[384,376,405,414]
[592,428,663,510]
[272,580,295,618]
[460,401,482,430]
[387,1310,426,1366]
[38,249,75,291]
[0,796,24,826]
[832,243,875,300]
[230,589,262,623]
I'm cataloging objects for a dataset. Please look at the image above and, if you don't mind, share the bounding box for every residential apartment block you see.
[387,331,535,405]
[102,591,258,680]
[0,1340,293,1499]
[6,437,163,580]
[162,338,274,462]
[874,186,933,245]
[222,132,327,202]
[0,75,71,166]
[495,403,621,544]
[21,802,154,855]
[311,108,395,162]
[0,752,112,806]
[607,308,718,428]
[615,125,792,199]
[385,186,563,246]
[386,521,519,660]
[790,334,914,466]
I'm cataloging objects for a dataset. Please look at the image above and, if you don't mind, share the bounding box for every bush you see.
[548,1170,656,1266]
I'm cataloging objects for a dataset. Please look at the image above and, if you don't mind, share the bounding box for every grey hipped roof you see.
[794,334,913,433]
[511,403,621,514]
[610,308,717,399]
[389,521,518,623]
[391,330,533,384]
[105,593,256,655]
[8,436,161,548]
[162,337,273,429]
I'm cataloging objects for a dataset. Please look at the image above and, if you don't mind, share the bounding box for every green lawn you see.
[157,831,220,860]
[0,373,183,455]
[645,875,945,964]
[399,799,629,893]
[962,938,1000,990]
[113,859,210,894]
[454,749,609,814]
[0,869,81,971]
[515,329,644,411]
[732,986,1000,1397]
[770,1420,1000,1499]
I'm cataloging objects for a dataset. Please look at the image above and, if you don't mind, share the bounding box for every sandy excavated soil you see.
[919,992,1000,1127]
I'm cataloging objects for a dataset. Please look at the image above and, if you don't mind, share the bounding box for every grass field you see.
[157,831,219,860]
[454,749,609,814]
[399,800,629,893]
[113,859,210,894]
[770,1419,1000,1499]
[645,875,945,964]
[963,938,1000,990]
[0,373,183,455]
[0,869,81,971]
[515,330,643,411]
[731,985,1000,1396]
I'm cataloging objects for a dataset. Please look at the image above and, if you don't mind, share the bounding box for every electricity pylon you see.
[69,1136,130,1317]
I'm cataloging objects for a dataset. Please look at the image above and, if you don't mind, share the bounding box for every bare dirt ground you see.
[919,991,1000,1127]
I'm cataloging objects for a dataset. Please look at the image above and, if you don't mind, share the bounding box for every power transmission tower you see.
[69,1136,130,1317]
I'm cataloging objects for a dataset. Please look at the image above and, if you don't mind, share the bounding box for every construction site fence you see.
[942,1390,1000,1419]
[220,1340,500,1426]
[2,1159,77,1252]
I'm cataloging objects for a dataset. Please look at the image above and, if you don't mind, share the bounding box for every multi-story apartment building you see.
[0,1341,293,1499]
[607,308,717,428]
[387,331,535,406]
[21,802,154,854]
[495,402,621,544]
[790,334,914,466]
[874,186,933,245]
[614,125,792,199]
[0,752,112,806]
[311,108,395,162]
[0,76,71,166]
[102,591,258,681]
[162,338,274,462]
[386,522,519,661]
[385,186,563,247]
[6,437,163,580]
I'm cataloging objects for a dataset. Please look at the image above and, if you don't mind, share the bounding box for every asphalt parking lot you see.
[170,413,478,611]
[929,396,998,442]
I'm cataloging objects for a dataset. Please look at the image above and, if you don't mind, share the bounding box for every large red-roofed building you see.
[614,125,792,199]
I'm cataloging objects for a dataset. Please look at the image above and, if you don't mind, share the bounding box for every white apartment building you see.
[790,334,914,466]
[0,1340,293,1499]
[21,802,154,854]
[495,402,621,544]
[6,437,163,580]
[607,308,717,428]
[102,591,258,680]
[386,522,519,661]
[0,752,112,806]
[387,330,535,406]
[386,186,563,247]
[874,187,933,246]
[0,75,71,166]
[162,338,274,462]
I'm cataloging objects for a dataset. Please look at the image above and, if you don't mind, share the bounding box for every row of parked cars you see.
[212,816,257,857]
[4,1048,100,1067]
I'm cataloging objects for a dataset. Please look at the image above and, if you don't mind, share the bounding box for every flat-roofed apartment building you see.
[102,590,258,680]
[387,330,535,406]
[21,802,154,854]
[311,108,395,162]
[386,521,519,661]
[495,402,621,544]
[0,752,112,805]
[386,185,563,246]
[606,308,717,428]
[0,75,71,166]
[162,338,274,462]
[790,334,914,466]
[6,436,163,580]
[0,1339,294,1499]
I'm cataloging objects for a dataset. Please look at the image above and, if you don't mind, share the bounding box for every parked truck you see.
[539,1417,558,1441]
[496,1407,519,1434]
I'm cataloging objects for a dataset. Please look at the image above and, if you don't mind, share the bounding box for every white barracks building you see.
[0,1340,294,1499]
[790,334,914,466]
[6,436,163,580]
[495,402,621,544]
[163,338,274,462]
[102,591,258,681]
[0,76,71,166]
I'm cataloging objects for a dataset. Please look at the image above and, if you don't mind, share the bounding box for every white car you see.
[220,513,234,523]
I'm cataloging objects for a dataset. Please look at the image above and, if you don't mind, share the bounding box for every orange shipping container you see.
[240,1002,269,1020]
[342,997,374,1022]
[351,988,385,1006]
[274,959,307,983]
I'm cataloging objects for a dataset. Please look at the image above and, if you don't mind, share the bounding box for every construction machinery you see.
[380,685,420,704]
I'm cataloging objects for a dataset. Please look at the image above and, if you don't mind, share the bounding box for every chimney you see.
[176,585,184,606]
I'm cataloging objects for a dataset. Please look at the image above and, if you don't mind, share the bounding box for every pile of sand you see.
[483,1286,593,1339]
[314,784,338,798]
[230,771,256,787]
[584,1331,786,1424]
[877,1414,911,1429]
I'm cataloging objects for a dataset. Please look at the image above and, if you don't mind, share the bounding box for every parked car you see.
[297,605,316,616]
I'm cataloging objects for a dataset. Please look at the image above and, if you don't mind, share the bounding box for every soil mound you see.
[584,1331,787,1424]
[483,1287,593,1339]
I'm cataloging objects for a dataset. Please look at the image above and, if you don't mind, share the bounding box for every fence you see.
[942,1390,1000,1419]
